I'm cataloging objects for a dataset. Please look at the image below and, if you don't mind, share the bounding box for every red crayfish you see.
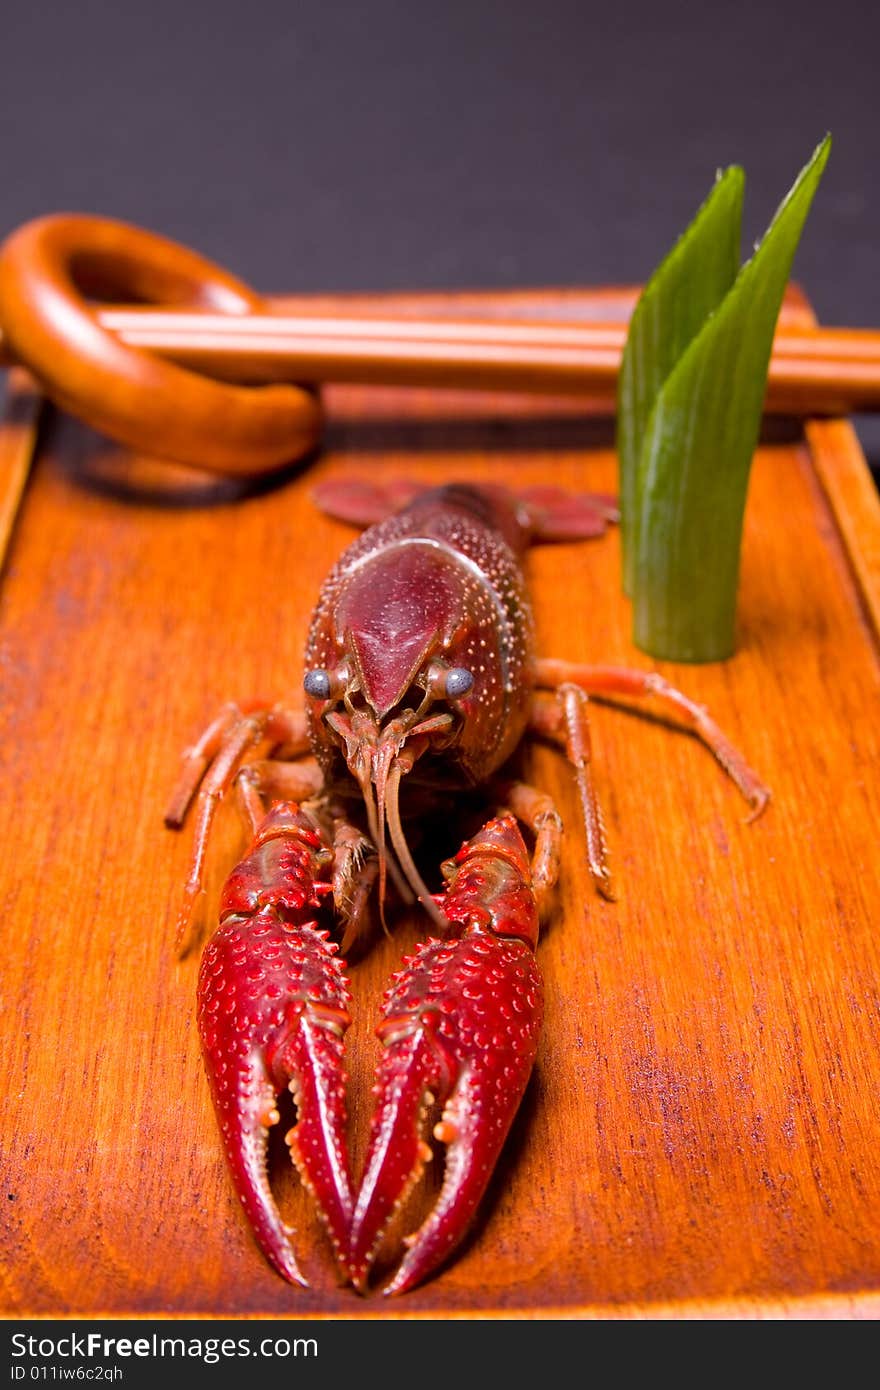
[166,478,769,1295]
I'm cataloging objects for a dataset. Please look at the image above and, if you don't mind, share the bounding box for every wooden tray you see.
[2,285,879,1322]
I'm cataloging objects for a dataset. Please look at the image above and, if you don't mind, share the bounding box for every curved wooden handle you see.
[0,213,322,474]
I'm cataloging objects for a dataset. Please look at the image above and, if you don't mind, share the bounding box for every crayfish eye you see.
[444,667,474,698]
[303,668,332,699]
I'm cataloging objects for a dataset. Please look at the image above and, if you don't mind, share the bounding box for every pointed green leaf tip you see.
[618,164,745,596]
[616,135,831,662]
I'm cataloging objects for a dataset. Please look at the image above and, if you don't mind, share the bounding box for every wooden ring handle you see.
[0,213,322,474]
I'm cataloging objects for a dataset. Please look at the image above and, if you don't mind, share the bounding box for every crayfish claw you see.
[197,802,355,1283]
[349,815,544,1295]
[347,1029,444,1291]
[207,1060,310,1287]
[382,1073,510,1298]
[277,1004,355,1273]
[198,925,355,1283]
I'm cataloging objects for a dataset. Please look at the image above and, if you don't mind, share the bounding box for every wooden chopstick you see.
[2,309,880,414]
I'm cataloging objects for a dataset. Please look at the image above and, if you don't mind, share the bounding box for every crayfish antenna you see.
[355,761,413,935]
[385,762,449,932]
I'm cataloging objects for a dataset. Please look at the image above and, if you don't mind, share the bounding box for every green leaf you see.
[619,134,831,662]
[618,165,744,595]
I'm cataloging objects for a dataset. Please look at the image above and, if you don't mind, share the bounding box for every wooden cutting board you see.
[2,285,879,1320]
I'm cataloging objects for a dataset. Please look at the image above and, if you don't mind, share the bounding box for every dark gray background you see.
[2,0,878,467]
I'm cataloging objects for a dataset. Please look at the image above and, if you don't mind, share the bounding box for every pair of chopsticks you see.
[3,308,879,415]
[3,293,880,576]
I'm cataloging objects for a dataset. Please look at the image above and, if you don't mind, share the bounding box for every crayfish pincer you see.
[194,801,352,1286]
[348,812,543,1295]
[166,478,769,1294]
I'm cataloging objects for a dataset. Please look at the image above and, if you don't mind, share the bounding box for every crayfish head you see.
[303,541,486,928]
[316,697,458,932]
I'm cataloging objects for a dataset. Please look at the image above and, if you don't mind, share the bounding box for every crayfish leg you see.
[330,816,380,956]
[165,702,313,952]
[533,658,771,817]
[525,683,614,901]
[235,756,325,826]
[489,775,568,915]
[165,702,311,829]
[239,772,381,953]
[237,768,379,952]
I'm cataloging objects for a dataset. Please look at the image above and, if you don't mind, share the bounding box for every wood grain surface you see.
[1,287,879,1321]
